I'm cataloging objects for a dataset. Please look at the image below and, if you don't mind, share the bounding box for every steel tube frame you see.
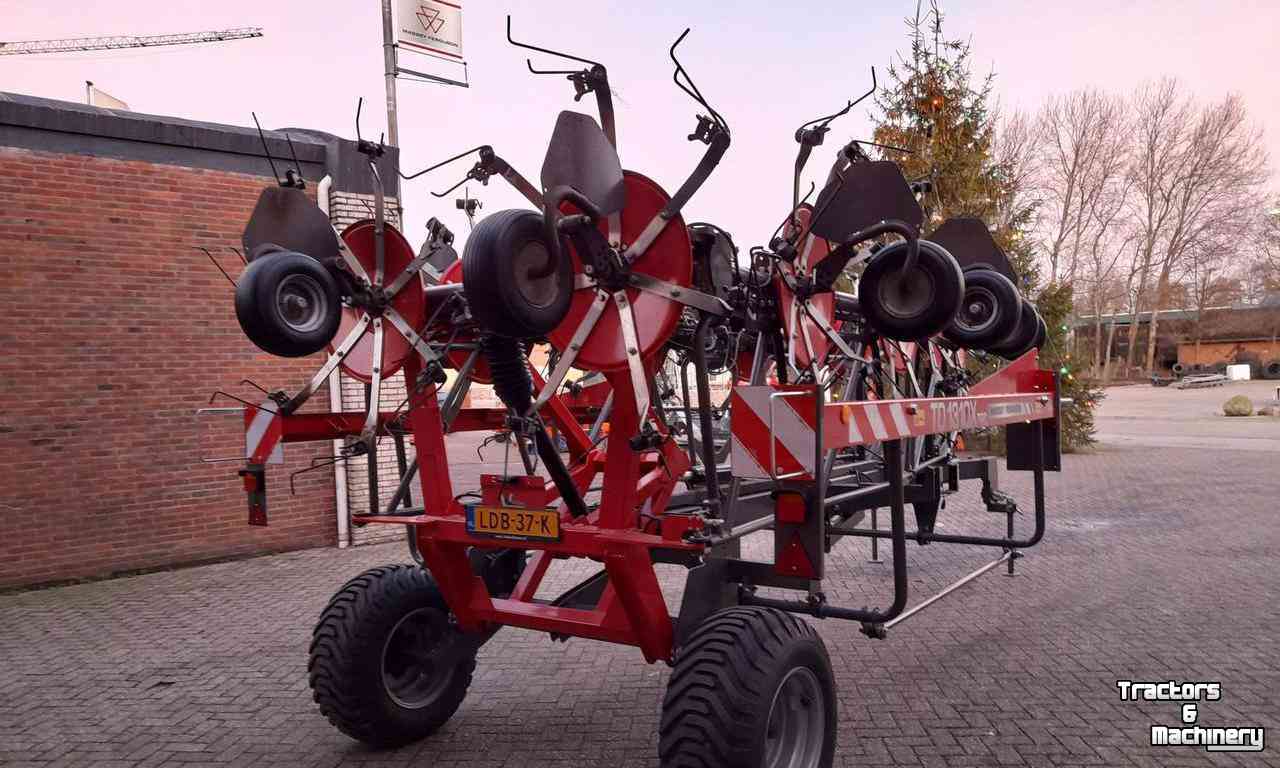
[741,420,1048,635]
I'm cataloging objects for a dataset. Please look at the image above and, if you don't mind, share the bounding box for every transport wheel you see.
[659,607,836,768]
[857,240,964,342]
[234,250,341,357]
[309,565,477,748]
[462,209,572,338]
[942,267,1022,350]
[987,301,1042,360]
[1261,360,1280,380]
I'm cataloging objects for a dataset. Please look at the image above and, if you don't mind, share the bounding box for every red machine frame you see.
[239,348,1056,663]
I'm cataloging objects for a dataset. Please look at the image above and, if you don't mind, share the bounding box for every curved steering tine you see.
[400,145,489,181]
[430,174,474,199]
[669,28,727,132]
[507,15,603,70]
[797,67,877,135]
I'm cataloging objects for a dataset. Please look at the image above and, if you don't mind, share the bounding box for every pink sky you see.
[2,0,1276,248]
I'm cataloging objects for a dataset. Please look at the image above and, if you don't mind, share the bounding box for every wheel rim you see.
[380,607,454,709]
[764,666,826,768]
[877,266,936,321]
[274,273,330,334]
[513,238,558,308]
[956,285,998,333]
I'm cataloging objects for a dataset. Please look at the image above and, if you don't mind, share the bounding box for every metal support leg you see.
[868,507,883,563]
[588,392,613,443]
[679,360,699,470]
[364,383,379,517]
[1004,506,1017,576]
[392,431,411,509]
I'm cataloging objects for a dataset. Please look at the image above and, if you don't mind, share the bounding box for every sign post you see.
[381,0,399,146]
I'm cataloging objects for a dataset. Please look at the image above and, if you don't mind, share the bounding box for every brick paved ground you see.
[2,393,1278,767]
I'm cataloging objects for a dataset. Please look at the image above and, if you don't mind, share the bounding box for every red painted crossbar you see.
[822,391,1054,450]
[730,350,1056,479]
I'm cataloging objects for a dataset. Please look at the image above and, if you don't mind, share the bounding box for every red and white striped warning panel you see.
[731,374,1056,479]
[244,401,284,465]
[730,386,818,480]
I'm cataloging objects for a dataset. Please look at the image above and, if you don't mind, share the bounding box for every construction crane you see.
[0,28,263,56]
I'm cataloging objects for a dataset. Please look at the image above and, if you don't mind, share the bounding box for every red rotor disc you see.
[547,171,692,373]
[437,260,493,384]
[775,205,840,369]
[332,220,427,382]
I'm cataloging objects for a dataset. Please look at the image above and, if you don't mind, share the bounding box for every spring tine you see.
[431,173,473,199]
[198,247,237,288]
[506,14,603,70]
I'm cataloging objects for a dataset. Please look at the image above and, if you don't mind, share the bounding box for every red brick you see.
[0,147,338,589]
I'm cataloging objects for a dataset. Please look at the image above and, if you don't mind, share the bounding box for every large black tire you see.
[858,239,964,342]
[462,209,573,338]
[659,607,837,768]
[943,267,1022,350]
[988,301,1042,360]
[1262,360,1280,380]
[235,250,341,357]
[308,565,476,748]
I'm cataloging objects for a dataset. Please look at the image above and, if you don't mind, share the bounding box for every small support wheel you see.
[988,301,1045,360]
[234,250,341,357]
[462,209,573,338]
[308,565,477,748]
[943,267,1022,350]
[659,607,837,768]
[857,240,964,342]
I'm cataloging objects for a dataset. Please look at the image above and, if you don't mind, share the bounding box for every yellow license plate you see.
[465,505,561,542]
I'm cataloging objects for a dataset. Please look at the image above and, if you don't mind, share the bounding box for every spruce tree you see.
[870,0,1100,450]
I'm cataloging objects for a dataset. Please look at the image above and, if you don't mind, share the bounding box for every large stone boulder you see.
[1222,395,1254,417]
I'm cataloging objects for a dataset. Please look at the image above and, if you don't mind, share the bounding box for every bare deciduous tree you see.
[1137,89,1268,372]
[990,108,1041,235]
[1123,78,1191,374]
[1036,88,1130,284]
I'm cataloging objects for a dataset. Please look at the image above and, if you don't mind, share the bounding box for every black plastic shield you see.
[540,111,625,216]
[810,161,923,243]
[242,186,341,262]
[928,217,1018,283]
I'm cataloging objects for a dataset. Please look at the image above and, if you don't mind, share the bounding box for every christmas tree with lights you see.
[870,0,1100,450]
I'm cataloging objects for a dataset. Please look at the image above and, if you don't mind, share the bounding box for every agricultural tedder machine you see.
[214,19,1061,768]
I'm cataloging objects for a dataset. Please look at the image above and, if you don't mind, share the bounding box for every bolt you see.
[628,348,638,356]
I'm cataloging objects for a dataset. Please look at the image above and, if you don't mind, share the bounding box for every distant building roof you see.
[1077,302,1280,343]
[0,91,397,196]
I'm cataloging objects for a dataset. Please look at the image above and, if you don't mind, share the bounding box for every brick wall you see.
[0,147,339,589]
